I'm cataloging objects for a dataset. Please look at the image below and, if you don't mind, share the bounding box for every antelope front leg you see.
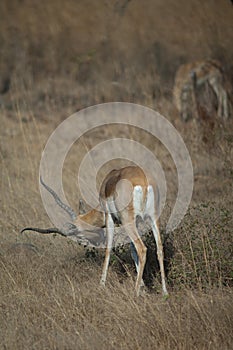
[100,213,114,286]
[133,238,147,296]
[150,219,168,296]
[130,242,145,288]
[124,221,147,296]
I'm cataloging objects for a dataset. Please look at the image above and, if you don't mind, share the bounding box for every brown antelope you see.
[22,166,168,296]
[173,59,230,121]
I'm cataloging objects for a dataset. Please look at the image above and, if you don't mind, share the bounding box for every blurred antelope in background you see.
[22,166,168,297]
[173,59,231,122]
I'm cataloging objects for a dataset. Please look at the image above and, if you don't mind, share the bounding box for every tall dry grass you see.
[1,250,232,349]
[0,1,233,349]
[1,92,232,349]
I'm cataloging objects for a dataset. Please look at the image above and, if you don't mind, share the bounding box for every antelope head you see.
[21,178,106,247]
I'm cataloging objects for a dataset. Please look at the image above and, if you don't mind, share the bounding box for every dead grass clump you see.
[168,203,233,290]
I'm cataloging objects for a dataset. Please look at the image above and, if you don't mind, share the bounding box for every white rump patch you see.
[145,185,155,218]
[133,186,144,218]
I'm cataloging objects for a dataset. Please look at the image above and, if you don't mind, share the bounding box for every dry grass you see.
[0,1,233,349]
[1,250,232,349]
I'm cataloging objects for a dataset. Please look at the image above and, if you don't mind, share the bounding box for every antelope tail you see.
[40,176,77,221]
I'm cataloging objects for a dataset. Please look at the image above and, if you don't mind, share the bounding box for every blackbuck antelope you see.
[22,166,168,296]
[173,59,230,121]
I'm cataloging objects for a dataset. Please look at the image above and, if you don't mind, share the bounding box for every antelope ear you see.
[78,199,86,214]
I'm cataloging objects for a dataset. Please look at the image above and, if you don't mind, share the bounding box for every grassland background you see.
[0,0,233,349]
